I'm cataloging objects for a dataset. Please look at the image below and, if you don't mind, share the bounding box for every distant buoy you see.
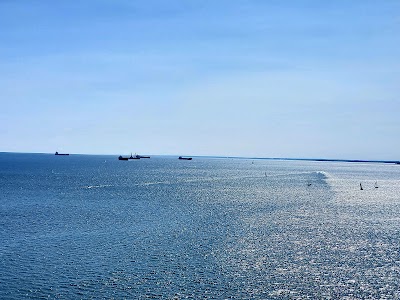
[360,183,363,190]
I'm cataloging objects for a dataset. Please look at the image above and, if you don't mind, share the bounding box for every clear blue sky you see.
[1,1,399,159]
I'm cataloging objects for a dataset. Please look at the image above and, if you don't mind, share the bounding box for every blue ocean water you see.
[1,153,400,299]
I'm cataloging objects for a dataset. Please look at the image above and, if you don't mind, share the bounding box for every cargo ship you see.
[55,152,69,156]
[179,156,192,160]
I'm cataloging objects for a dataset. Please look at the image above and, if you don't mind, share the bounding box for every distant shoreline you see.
[221,156,400,165]
[1,151,399,165]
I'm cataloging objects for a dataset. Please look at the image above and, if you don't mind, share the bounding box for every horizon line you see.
[1,151,399,164]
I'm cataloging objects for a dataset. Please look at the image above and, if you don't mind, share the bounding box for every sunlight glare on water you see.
[1,153,400,299]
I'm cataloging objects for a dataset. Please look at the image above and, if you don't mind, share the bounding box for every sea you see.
[1,153,400,299]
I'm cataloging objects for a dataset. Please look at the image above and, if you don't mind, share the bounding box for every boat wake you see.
[272,171,329,178]
[80,171,332,190]
[83,184,113,189]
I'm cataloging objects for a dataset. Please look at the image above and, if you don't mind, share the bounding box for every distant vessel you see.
[129,153,140,160]
[118,156,129,161]
[360,183,363,190]
[374,181,379,188]
[179,156,192,160]
[135,154,150,159]
[55,151,69,156]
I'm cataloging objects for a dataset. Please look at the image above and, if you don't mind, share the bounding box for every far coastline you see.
[1,151,399,165]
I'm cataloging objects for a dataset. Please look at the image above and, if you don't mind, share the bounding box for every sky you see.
[1,0,399,160]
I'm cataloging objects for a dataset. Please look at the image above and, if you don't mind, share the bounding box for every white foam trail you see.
[83,184,113,189]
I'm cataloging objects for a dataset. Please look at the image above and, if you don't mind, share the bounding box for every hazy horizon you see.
[1,1,399,160]
[2,151,400,163]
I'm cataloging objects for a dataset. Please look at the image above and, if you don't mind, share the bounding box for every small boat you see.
[118,155,129,161]
[55,151,69,156]
[307,183,312,186]
[374,181,379,188]
[360,183,363,190]
[179,156,192,160]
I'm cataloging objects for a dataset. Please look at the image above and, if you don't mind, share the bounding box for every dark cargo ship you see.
[55,152,69,156]
[179,156,192,160]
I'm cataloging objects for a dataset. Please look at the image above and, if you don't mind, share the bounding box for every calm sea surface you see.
[1,153,400,299]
